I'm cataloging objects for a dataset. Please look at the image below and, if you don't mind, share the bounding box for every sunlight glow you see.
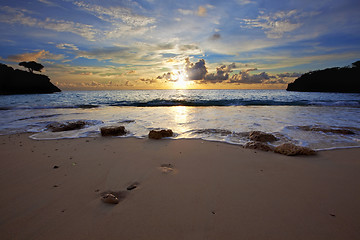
[172,71,189,89]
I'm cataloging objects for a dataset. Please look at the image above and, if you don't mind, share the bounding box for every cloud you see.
[77,42,202,65]
[277,72,302,78]
[74,1,155,27]
[178,9,194,16]
[197,6,207,17]
[56,43,79,51]
[159,58,296,85]
[210,33,221,40]
[0,6,97,41]
[6,50,64,62]
[37,0,57,7]
[139,78,158,84]
[236,0,255,5]
[241,10,306,39]
[228,69,300,85]
[73,1,155,38]
[178,5,210,17]
[77,46,132,61]
[185,58,208,80]
[204,63,236,83]
[229,71,273,84]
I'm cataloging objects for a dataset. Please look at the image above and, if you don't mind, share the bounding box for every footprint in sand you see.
[159,163,176,174]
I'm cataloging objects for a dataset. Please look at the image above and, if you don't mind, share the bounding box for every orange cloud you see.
[7,50,64,62]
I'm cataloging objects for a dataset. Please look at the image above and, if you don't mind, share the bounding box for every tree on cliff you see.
[19,61,44,73]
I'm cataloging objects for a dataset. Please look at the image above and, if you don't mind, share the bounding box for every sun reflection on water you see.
[172,106,190,135]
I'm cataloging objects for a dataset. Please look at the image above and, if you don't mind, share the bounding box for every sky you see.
[0,0,359,90]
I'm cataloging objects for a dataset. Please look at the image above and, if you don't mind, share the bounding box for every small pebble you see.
[127,182,139,191]
[101,194,119,204]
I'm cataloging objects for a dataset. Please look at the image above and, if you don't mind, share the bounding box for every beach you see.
[1,133,359,240]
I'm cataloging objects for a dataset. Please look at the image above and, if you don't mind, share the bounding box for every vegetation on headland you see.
[0,62,61,95]
[287,61,360,93]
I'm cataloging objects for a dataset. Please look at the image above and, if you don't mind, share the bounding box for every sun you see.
[173,71,189,89]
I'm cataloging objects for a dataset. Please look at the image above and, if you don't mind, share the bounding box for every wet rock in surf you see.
[149,129,173,139]
[274,143,316,156]
[47,120,87,132]
[249,131,277,142]
[298,126,355,135]
[244,141,274,152]
[100,126,126,136]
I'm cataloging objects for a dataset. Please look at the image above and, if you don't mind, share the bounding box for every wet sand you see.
[0,133,360,240]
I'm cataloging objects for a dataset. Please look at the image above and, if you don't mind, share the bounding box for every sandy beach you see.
[0,133,360,240]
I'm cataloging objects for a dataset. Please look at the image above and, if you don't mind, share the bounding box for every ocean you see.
[1,89,359,150]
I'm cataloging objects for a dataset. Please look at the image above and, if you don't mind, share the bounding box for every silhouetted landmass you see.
[0,63,61,95]
[287,61,360,93]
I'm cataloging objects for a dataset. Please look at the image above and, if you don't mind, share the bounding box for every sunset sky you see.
[0,0,359,90]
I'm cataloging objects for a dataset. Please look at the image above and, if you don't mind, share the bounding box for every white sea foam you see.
[1,90,359,150]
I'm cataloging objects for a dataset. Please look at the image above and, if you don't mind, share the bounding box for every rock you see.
[148,129,173,139]
[274,143,316,156]
[244,141,274,152]
[299,126,355,135]
[101,193,119,204]
[100,126,126,136]
[126,182,139,191]
[47,120,87,132]
[0,62,61,95]
[249,131,277,142]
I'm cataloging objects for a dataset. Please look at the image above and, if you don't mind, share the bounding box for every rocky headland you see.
[287,61,360,93]
[0,63,61,95]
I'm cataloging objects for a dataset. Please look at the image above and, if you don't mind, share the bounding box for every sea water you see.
[0,89,359,150]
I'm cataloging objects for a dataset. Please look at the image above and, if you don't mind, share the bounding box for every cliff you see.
[286,61,360,93]
[0,63,61,95]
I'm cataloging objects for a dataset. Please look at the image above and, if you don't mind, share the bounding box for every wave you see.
[109,99,360,107]
[17,114,63,121]
[0,104,100,110]
[1,99,359,110]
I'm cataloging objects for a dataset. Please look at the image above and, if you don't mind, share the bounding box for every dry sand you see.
[0,133,359,240]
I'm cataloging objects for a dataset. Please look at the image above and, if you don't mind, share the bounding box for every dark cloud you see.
[158,72,179,82]
[155,58,295,85]
[179,44,200,51]
[140,78,157,84]
[277,72,302,78]
[229,71,273,84]
[265,79,287,84]
[244,68,258,72]
[204,63,236,83]
[210,33,221,40]
[156,43,176,50]
[185,58,208,80]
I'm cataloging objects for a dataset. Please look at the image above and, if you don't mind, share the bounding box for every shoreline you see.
[27,132,360,152]
[1,133,360,239]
